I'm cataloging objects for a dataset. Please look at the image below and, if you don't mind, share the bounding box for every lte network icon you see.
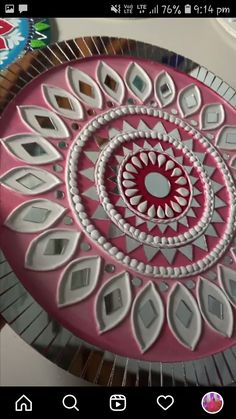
[5,4,14,13]
[110,394,126,411]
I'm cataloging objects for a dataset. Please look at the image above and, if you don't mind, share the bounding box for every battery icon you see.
[185,4,192,14]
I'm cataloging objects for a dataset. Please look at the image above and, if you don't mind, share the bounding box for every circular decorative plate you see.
[0,18,51,72]
[0,37,236,386]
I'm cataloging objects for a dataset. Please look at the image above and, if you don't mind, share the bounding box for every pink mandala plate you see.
[0,37,236,386]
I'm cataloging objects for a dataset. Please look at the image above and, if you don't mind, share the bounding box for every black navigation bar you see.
[0,387,234,418]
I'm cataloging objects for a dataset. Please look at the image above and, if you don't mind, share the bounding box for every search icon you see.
[62,394,79,412]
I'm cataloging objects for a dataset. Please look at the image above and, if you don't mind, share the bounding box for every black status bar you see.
[0,2,236,18]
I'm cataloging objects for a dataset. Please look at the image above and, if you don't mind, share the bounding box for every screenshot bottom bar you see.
[0,387,234,417]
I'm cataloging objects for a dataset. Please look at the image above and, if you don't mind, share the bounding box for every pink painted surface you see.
[0,55,235,362]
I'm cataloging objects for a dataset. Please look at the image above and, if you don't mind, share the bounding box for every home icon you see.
[15,395,32,412]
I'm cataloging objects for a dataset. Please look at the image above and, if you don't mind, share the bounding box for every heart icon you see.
[157,395,174,411]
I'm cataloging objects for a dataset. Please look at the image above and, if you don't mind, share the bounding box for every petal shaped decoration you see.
[18,106,70,138]
[4,199,67,233]
[57,256,102,307]
[125,62,152,102]
[197,278,234,337]
[216,125,236,150]
[97,61,125,104]
[131,282,164,353]
[0,167,61,195]
[67,66,103,109]
[25,229,80,271]
[95,271,132,333]
[2,133,62,165]
[42,84,84,120]
[200,103,225,130]
[155,71,176,107]
[232,248,236,263]
[167,283,202,350]
[230,156,236,169]
[178,84,201,117]
[218,265,236,308]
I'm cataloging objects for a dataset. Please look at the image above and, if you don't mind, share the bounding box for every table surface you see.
[1,17,236,386]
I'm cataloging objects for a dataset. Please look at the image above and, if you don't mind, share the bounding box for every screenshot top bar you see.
[0,2,235,18]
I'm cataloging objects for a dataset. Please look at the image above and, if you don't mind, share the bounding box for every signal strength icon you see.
[149,4,159,14]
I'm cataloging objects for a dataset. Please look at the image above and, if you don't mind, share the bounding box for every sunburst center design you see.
[118,150,190,221]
